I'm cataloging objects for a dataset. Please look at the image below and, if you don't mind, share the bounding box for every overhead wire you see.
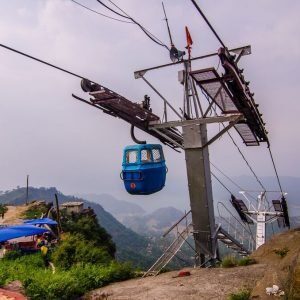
[211,171,233,195]
[226,130,267,192]
[189,0,269,193]
[105,0,169,48]
[211,159,257,245]
[0,43,87,81]
[201,87,267,192]
[107,0,168,47]
[96,0,169,50]
[70,0,134,23]
[210,161,258,203]
[96,0,131,19]
[211,161,244,192]
[268,146,284,195]
[189,0,226,49]
[189,0,285,243]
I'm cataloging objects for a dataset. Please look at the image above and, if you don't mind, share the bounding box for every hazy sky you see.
[0,0,299,211]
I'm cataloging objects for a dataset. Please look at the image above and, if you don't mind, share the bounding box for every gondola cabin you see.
[121,144,167,195]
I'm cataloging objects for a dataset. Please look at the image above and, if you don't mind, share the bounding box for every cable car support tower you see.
[72,1,285,269]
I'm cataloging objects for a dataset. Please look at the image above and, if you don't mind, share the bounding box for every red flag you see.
[185,26,193,47]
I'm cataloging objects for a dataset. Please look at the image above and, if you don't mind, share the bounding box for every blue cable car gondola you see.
[121,144,167,195]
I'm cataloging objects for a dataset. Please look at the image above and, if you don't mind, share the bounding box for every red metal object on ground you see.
[0,288,27,300]
[177,270,191,277]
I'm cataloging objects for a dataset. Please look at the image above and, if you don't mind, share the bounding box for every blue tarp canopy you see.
[0,225,49,242]
[23,218,57,226]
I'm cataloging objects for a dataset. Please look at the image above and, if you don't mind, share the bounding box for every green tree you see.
[0,204,8,219]
[51,234,112,270]
[62,214,116,257]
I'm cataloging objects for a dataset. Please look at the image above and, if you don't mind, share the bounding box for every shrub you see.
[228,288,251,300]
[273,247,289,258]
[62,214,116,257]
[237,257,256,266]
[23,271,82,300]
[221,256,237,268]
[3,250,23,260]
[0,204,8,218]
[51,234,112,270]
[0,253,134,300]
[22,203,48,219]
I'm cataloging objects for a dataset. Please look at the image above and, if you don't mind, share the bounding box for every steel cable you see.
[96,0,169,50]
[268,146,284,195]
[0,43,87,81]
[71,0,134,23]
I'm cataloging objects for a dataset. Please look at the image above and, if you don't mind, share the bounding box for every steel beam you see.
[134,45,251,77]
[149,114,243,129]
[151,128,184,149]
[201,115,243,148]
[182,123,217,263]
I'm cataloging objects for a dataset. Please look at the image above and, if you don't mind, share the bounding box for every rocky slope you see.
[84,228,300,300]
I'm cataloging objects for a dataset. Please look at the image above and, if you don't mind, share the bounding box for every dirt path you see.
[0,205,29,225]
[84,264,265,300]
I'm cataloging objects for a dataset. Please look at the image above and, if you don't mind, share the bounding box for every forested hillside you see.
[0,187,159,268]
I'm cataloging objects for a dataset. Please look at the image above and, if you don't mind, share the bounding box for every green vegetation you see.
[228,288,251,300]
[237,257,256,266]
[0,253,133,300]
[22,202,49,219]
[51,234,113,270]
[221,256,256,268]
[2,250,23,260]
[273,247,289,258]
[0,204,8,218]
[62,214,116,257]
[0,187,159,269]
[0,209,133,299]
[221,256,237,268]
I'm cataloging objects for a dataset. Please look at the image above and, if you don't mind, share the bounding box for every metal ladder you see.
[217,226,250,256]
[144,205,255,276]
[143,223,193,277]
[217,202,256,255]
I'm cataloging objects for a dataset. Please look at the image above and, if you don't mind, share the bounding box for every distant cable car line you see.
[70,0,134,23]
